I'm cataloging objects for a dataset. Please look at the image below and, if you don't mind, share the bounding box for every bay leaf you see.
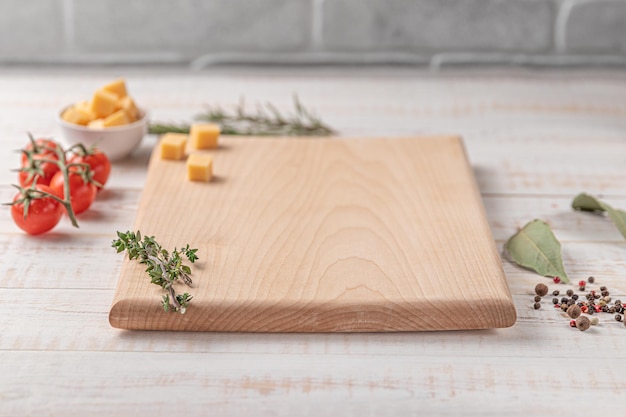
[572,193,626,240]
[504,219,569,283]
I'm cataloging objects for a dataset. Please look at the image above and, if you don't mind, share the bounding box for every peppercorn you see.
[569,320,577,328]
[602,305,609,313]
[552,298,559,305]
[581,305,589,314]
[535,283,549,297]
[561,297,568,304]
[615,299,622,306]
[603,296,611,303]
[600,286,607,291]
[567,304,582,319]
[579,280,586,286]
[553,276,561,284]
[534,295,542,302]
[533,302,541,310]
[590,317,599,326]
[599,299,607,307]
[571,294,579,301]
[567,289,574,297]
[617,306,624,314]
[587,307,594,315]
[594,294,601,299]
[615,315,622,322]
[576,316,591,331]
[561,304,569,312]
[588,276,595,284]
[601,291,609,297]
[579,286,586,292]
[577,302,584,307]
[552,290,560,296]
[610,307,617,314]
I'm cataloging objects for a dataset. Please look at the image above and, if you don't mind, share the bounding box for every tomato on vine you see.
[68,149,111,189]
[18,137,62,186]
[49,170,97,215]
[10,184,64,235]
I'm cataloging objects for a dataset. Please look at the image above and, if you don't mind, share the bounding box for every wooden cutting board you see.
[109,136,516,332]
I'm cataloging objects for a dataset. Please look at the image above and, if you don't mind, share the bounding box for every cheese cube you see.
[117,96,139,121]
[102,78,127,98]
[103,110,130,127]
[89,89,118,118]
[190,123,220,149]
[62,106,93,125]
[160,133,188,160]
[187,153,213,182]
[88,119,105,129]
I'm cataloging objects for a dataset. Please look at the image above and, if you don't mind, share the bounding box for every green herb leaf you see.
[504,219,569,283]
[112,230,198,313]
[572,193,626,240]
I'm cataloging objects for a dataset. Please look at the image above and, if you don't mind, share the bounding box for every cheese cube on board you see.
[160,133,188,160]
[103,110,130,127]
[187,153,213,182]
[89,89,118,118]
[190,123,220,149]
[102,78,127,98]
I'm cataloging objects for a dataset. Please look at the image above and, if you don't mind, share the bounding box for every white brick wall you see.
[0,0,625,67]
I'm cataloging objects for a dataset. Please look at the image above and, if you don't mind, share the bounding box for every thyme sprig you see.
[112,230,199,314]
[149,95,335,136]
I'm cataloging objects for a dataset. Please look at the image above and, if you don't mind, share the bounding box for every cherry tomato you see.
[69,150,111,189]
[19,138,62,186]
[49,171,97,215]
[20,138,62,165]
[11,184,63,235]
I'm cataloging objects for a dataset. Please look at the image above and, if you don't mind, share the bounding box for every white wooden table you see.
[1,67,626,415]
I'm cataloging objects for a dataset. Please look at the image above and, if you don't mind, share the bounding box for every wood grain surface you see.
[2,68,626,416]
[110,136,515,331]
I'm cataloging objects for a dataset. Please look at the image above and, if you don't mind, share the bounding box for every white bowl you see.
[58,108,148,161]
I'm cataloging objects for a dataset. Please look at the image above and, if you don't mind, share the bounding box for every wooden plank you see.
[1,351,624,416]
[111,136,515,331]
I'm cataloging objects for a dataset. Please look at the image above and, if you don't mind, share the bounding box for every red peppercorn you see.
[579,280,586,286]
[553,277,561,284]
[594,305,602,313]
[554,304,561,308]
[569,320,577,328]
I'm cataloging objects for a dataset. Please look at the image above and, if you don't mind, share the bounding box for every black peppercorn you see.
[567,299,575,306]
[600,286,607,291]
[552,290,560,296]
[601,291,609,297]
[567,289,574,297]
[579,286,586,292]
[615,299,622,306]
[561,297,568,304]
[602,306,609,313]
[533,302,541,310]
[571,294,579,301]
[588,276,595,284]
[534,295,542,302]
[615,315,622,322]
[561,304,569,312]
[552,298,559,305]
[588,307,594,315]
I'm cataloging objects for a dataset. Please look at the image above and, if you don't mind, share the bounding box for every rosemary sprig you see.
[112,230,199,314]
[149,95,335,136]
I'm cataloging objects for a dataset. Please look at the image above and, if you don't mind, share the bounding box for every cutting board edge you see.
[109,293,517,332]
